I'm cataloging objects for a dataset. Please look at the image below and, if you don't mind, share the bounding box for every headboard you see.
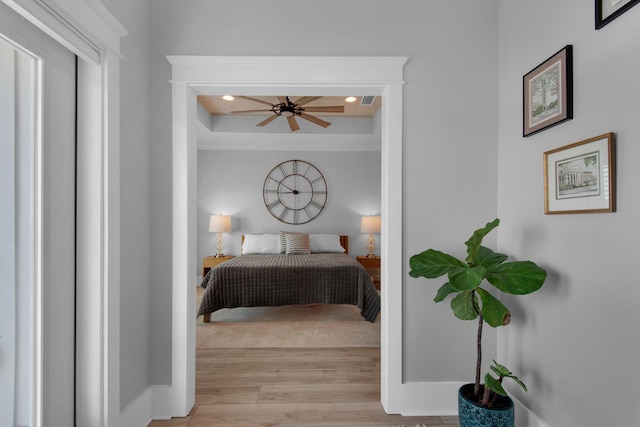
[241,234,349,254]
[340,235,349,254]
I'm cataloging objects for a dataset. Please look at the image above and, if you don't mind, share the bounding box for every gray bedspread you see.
[198,253,380,322]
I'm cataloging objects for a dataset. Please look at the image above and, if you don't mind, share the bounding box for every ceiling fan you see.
[230,96,345,132]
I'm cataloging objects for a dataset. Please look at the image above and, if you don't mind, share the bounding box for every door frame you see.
[167,55,407,415]
[1,1,125,425]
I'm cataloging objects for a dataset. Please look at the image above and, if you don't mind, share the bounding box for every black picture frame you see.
[523,45,573,137]
[596,0,640,29]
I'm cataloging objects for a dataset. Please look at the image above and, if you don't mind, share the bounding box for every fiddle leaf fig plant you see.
[409,218,546,406]
[483,360,527,406]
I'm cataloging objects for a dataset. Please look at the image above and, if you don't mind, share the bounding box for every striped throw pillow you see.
[285,233,310,255]
[279,231,302,253]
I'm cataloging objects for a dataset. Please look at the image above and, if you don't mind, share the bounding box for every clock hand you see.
[278,182,296,192]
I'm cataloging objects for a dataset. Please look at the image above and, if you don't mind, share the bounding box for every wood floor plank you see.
[196,368,351,386]
[187,402,454,426]
[194,385,260,405]
[347,368,380,384]
[257,383,380,404]
[197,357,376,371]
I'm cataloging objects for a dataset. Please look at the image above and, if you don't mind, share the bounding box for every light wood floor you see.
[148,290,460,426]
[149,346,460,426]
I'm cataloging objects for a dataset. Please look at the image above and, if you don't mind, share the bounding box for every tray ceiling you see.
[198,95,381,117]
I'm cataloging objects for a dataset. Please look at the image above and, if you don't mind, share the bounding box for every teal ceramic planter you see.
[458,384,514,427]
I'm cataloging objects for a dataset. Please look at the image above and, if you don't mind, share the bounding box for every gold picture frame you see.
[544,133,616,214]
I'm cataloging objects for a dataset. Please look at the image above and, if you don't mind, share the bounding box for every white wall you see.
[196,149,381,277]
[498,1,640,426]
[99,0,153,412]
[150,0,499,389]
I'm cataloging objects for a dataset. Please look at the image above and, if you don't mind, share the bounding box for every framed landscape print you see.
[596,0,640,29]
[523,45,573,137]
[543,133,616,214]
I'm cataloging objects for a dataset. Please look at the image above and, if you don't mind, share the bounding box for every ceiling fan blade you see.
[256,114,279,127]
[301,106,345,113]
[287,116,300,132]
[236,96,275,106]
[230,109,273,114]
[294,96,322,106]
[299,112,331,128]
[277,96,288,104]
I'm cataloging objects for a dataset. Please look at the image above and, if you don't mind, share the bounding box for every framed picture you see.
[544,133,616,214]
[596,0,640,29]
[523,45,573,137]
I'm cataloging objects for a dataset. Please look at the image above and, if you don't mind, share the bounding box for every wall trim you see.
[119,385,174,427]
[397,382,463,416]
[2,1,125,426]
[512,397,552,427]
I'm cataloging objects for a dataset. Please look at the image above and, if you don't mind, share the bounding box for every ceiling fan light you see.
[345,96,357,103]
[222,95,234,101]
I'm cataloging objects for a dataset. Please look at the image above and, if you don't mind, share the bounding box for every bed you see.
[198,233,380,323]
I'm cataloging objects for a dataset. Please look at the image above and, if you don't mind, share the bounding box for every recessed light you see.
[345,96,357,103]
[222,95,234,101]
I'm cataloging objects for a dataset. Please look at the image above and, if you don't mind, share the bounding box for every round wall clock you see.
[263,159,328,224]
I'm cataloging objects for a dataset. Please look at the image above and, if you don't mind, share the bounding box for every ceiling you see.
[196,95,383,150]
[197,95,381,118]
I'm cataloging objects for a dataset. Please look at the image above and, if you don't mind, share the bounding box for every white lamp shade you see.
[361,216,381,233]
[209,215,231,233]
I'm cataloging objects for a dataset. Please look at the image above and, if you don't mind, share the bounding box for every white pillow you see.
[309,234,345,253]
[241,234,280,254]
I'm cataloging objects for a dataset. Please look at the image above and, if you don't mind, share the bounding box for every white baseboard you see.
[394,381,551,427]
[119,385,175,427]
[396,381,463,416]
[512,397,551,427]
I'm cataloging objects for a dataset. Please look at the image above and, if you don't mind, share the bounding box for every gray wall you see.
[498,1,640,426]
[150,0,500,387]
[197,150,382,275]
[99,0,153,411]
[99,0,640,423]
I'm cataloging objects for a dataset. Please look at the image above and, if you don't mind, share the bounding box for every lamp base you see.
[215,232,225,258]
[366,233,376,258]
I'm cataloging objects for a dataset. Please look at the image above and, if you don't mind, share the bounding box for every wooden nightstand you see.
[356,256,381,289]
[202,255,235,278]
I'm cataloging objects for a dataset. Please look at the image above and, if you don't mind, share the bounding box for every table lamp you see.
[209,214,231,257]
[361,215,381,258]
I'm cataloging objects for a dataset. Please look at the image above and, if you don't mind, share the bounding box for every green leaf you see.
[448,266,487,291]
[486,261,547,295]
[409,249,466,279]
[465,219,500,264]
[490,360,528,392]
[451,291,479,321]
[474,246,508,271]
[477,288,511,327]
[434,282,456,303]
[491,360,512,376]
[484,374,507,397]
[508,375,528,392]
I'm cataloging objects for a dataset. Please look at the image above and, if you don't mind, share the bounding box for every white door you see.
[0,3,76,426]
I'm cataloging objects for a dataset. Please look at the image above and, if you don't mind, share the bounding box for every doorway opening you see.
[168,56,407,415]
